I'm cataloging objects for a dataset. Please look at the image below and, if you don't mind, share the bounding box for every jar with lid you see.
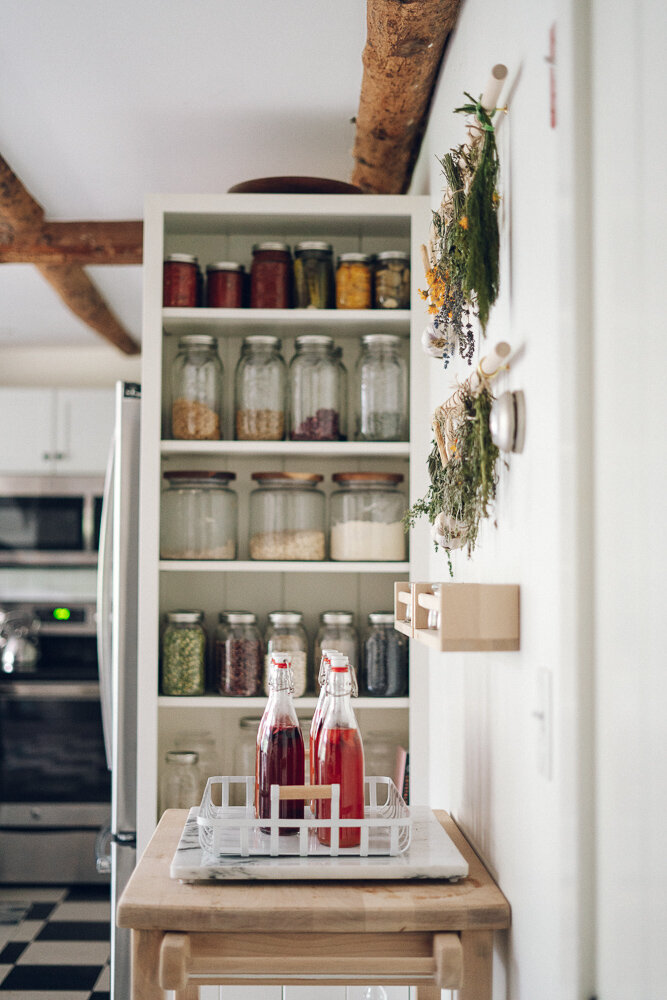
[374,251,410,309]
[206,261,245,308]
[249,472,325,560]
[264,611,309,697]
[159,750,202,812]
[293,241,334,309]
[233,716,262,806]
[214,611,264,697]
[330,472,407,561]
[160,471,237,560]
[170,334,223,440]
[288,335,344,441]
[234,335,286,441]
[161,611,206,696]
[354,334,408,441]
[314,611,359,672]
[362,612,408,697]
[427,583,442,630]
[163,253,199,307]
[335,252,372,309]
[362,730,396,779]
[173,730,218,797]
[250,242,292,308]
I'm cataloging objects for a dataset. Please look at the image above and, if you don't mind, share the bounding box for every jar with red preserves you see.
[250,242,292,309]
[163,253,199,307]
[206,261,245,308]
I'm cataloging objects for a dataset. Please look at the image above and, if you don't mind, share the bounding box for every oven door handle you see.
[0,681,101,700]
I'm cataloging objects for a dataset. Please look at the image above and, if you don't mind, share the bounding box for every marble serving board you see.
[170,806,469,881]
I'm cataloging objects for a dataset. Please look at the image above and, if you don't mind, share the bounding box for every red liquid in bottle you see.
[258,723,304,834]
[317,727,364,847]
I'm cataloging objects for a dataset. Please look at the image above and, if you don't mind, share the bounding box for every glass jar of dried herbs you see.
[161,611,206,696]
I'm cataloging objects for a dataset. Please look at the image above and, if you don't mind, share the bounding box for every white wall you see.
[411,0,596,997]
[0,345,141,387]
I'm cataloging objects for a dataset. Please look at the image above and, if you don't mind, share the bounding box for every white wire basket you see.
[196,776,411,858]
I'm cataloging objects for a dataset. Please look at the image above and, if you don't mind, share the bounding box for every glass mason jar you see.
[288,335,344,441]
[264,611,309,697]
[160,471,237,560]
[427,583,442,630]
[330,472,407,561]
[249,472,325,560]
[170,334,223,440]
[250,242,292,308]
[354,334,408,441]
[159,750,202,812]
[335,252,372,309]
[214,611,264,697]
[293,241,334,309]
[234,335,286,441]
[233,716,262,806]
[314,611,359,674]
[163,253,198,307]
[206,261,244,308]
[374,250,410,309]
[161,611,206,696]
[362,612,409,697]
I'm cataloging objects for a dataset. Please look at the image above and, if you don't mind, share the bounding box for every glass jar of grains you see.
[249,472,325,560]
[170,334,223,440]
[374,251,410,309]
[329,472,407,561]
[335,252,372,309]
[234,335,286,440]
[362,612,409,697]
[160,471,237,560]
[314,611,359,673]
[250,242,292,308]
[161,611,206,696]
[354,334,408,441]
[214,611,264,697]
[288,335,344,441]
[293,241,334,309]
[264,611,309,697]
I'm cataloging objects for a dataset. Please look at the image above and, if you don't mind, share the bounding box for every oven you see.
[0,600,110,883]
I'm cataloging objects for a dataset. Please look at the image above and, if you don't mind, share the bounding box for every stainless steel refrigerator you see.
[96,381,141,1000]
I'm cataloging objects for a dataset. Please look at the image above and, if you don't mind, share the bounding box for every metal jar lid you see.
[332,472,404,485]
[294,241,333,254]
[165,750,199,765]
[217,611,257,625]
[320,611,355,625]
[177,334,217,349]
[165,253,198,265]
[360,333,402,347]
[368,611,395,625]
[338,252,372,264]
[165,610,204,624]
[252,241,291,254]
[268,611,304,625]
[376,250,410,262]
[206,261,245,272]
[242,334,281,348]
[163,470,236,484]
[294,334,334,349]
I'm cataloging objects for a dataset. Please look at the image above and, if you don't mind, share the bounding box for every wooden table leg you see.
[131,929,165,999]
[459,930,493,1000]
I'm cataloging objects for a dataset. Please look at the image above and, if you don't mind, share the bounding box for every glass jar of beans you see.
[161,611,206,696]
[214,611,264,697]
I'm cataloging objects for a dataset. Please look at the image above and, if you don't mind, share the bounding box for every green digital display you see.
[53,607,71,621]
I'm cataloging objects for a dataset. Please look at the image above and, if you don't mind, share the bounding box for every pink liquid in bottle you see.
[257,722,304,834]
[317,727,364,847]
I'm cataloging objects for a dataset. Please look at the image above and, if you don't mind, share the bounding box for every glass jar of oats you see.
[170,334,223,439]
[248,472,325,560]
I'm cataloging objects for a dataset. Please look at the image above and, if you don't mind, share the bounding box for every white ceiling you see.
[0,0,368,350]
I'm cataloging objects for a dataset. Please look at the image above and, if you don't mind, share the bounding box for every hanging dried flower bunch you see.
[420,93,501,367]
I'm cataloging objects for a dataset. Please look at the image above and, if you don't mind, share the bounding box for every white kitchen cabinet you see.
[136,193,432,860]
[0,386,114,474]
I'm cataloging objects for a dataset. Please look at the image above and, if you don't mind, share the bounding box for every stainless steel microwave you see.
[0,475,104,566]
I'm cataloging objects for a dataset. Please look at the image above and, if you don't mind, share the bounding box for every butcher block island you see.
[117,808,510,999]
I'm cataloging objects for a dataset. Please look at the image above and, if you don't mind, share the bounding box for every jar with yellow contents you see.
[335,252,372,309]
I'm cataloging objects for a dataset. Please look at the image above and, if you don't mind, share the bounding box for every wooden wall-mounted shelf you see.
[394,581,520,652]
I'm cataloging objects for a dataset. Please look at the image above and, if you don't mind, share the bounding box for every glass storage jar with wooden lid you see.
[170,334,223,440]
[330,472,407,561]
[249,472,325,560]
[160,471,237,560]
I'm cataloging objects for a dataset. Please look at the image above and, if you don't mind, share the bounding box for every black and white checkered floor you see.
[0,885,109,1000]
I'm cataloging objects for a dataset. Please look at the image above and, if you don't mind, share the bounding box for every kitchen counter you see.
[117,808,510,999]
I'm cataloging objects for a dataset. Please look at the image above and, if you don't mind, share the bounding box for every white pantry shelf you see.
[159,560,410,574]
[158,696,410,710]
[162,307,410,339]
[160,440,410,459]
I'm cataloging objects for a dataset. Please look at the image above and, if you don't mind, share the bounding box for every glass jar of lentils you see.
[214,611,264,697]
[161,611,206,696]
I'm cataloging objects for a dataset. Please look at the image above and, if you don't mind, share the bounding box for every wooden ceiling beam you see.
[351,0,462,194]
[0,154,141,354]
[0,220,143,265]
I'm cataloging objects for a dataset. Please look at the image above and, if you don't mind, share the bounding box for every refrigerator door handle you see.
[97,432,115,770]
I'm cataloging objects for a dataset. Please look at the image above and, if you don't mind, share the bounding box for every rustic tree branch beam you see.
[0,220,143,265]
[351,0,462,194]
[0,153,141,353]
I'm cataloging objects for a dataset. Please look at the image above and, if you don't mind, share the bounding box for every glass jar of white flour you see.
[329,472,407,561]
